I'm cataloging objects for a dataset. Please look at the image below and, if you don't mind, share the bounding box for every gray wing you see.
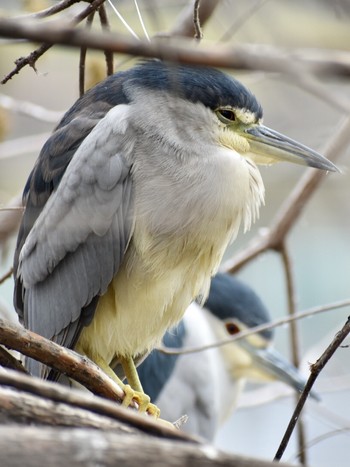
[14,104,135,378]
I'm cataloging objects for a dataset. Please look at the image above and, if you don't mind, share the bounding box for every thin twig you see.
[274,317,350,462]
[98,3,114,76]
[193,0,203,40]
[170,0,221,38]
[0,195,24,246]
[15,0,82,20]
[280,244,307,466]
[219,0,268,42]
[0,269,13,285]
[1,0,107,84]
[158,298,350,356]
[79,11,96,96]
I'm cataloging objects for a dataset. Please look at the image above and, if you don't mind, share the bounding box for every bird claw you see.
[121,384,160,418]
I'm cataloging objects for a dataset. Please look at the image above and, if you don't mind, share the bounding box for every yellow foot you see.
[121,383,160,418]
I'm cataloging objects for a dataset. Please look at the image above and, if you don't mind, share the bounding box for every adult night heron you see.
[13,60,336,416]
[138,273,317,439]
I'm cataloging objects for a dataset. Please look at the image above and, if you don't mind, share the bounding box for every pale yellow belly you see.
[75,251,215,366]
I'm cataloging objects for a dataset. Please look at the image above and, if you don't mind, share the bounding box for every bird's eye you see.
[225,322,240,335]
[217,109,236,122]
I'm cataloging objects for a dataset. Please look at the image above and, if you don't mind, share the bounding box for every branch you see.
[280,244,307,466]
[1,0,107,84]
[0,318,127,404]
[0,195,23,248]
[193,0,203,40]
[169,0,221,38]
[98,3,114,76]
[0,346,27,373]
[158,298,350,356]
[1,17,350,76]
[0,425,295,467]
[274,316,350,462]
[0,269,13,285]
[0,94,63,122]
[0,385,132,431]
[15,0,84,20]
[79,10,96,96]
[0,368,188,439]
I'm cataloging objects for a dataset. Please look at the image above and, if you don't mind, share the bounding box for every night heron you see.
[13,60,336,416]
[138,273,317,439]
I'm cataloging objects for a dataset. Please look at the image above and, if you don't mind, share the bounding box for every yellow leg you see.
[93,354,160,418]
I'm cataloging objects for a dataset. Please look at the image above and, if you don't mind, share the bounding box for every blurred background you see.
[0,1,350,465]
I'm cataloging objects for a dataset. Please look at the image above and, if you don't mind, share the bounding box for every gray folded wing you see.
[14,104,135,378]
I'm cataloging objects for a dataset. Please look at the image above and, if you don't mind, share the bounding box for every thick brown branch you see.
[0,368,187,439]
[274,317,350,462]
[0,386,129,430]
[0,425,294,467]
[0,318,126,403]
[1,18,350,76]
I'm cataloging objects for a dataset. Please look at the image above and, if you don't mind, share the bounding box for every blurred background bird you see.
[12,60,336,415]
[137,273,318,439]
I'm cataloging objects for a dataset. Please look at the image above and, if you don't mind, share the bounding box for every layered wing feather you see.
[14,103,135,377]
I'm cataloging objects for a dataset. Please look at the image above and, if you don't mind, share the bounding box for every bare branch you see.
[0,94,63,122]
[274,317,350,462]
[0,424,295,467]
[158,298,350,356]
[98,3,114,76]
[280,244,307,465]
[0,386,133,431]
[0,318,127,404]
[0,195,23,246]
[0,346,27,373]
[1,0,107,84]
[0,269,13,285]
[170,0,221,38]
[79,11,96,96]
[193,0,203,40]
[0,133,50,160]
[15,0,84,20]
[1,18,350,76]
[0,368,188,440]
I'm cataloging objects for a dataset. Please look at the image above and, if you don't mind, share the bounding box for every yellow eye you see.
[217,108,236,123]
[225,321,240,335]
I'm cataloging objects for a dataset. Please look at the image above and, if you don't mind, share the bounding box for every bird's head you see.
[125,61,338,173]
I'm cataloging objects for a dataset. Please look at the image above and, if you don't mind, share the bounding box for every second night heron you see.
[13,60,337,415]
